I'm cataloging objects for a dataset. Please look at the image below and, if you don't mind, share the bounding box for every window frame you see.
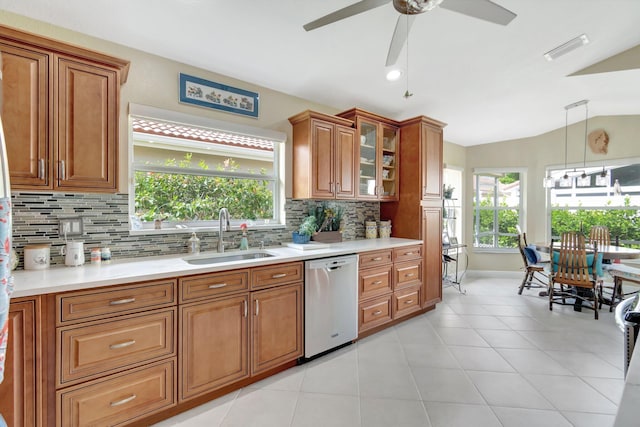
[472,168,526,253]
[127,104,286,234]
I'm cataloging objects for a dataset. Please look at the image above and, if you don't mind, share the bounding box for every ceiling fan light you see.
[386,69,403,81]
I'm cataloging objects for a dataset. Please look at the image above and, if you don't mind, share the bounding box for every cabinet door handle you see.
[109,297,136,306]
[109,340,136,350]
[336,182,341,192]
[372,310,382,316]
[110,394,137,407]
[243,300,248,318]
[208,283,227,289]
[271,273,287,279]
[404,300,414,304]
[60,160,66,180]
[255,300,259,316]
[38,159,45,179]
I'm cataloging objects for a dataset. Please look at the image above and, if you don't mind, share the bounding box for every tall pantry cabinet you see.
[380,115,446,308]
[0,24,129,192]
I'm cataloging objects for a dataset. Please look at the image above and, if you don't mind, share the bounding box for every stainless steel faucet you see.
[217,208,231,252]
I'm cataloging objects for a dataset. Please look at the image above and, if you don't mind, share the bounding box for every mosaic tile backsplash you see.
[12,193,381,268]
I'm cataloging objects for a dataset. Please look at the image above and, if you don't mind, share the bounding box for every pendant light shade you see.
[595,167,609,186]
[543,173,555,188]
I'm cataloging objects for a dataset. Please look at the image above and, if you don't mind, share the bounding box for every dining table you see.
[534,242,640,261]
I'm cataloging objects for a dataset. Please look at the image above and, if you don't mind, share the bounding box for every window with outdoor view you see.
[130,115,281,230]
[548,162,640,247]
[473,170,523,250]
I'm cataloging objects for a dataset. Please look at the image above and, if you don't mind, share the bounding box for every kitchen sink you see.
[183,251,276,265]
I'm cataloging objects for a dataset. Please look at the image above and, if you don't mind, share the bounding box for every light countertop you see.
[614,329,640,426]
[11,238,422,297]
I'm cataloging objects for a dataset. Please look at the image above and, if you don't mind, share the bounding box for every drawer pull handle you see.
[243,300,248,318]
[405,273,415,277]
[271,273,287,279]
[404,252,414,256]
[372,257,383,261]
[404,300,414,304]
[372,310,383,316]
[208,283,227,289]
[110,394,137,407]
[109,297,136,306]
[372,280,383,285]
[110,340,136,350]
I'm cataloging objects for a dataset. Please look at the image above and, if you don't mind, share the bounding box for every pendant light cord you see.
[404,14,412,99]
[582,103,589,168]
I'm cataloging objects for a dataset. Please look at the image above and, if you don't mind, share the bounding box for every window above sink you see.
[128,105,286,233]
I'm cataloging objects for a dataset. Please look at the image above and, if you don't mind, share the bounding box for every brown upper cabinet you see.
[289,110,357,200]
[337,108,399,201]
[0,24,129,192]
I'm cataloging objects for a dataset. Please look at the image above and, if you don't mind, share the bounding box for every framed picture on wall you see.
[179,73,259,118]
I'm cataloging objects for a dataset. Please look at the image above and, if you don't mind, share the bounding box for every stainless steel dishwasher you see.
[304,254,358,358]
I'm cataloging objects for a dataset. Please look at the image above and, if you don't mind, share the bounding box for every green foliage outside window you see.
[134,154,273,222]
[475,196,520,248]
[551,196,640,246]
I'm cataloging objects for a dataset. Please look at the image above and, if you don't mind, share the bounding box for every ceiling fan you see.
[304,0,517,66]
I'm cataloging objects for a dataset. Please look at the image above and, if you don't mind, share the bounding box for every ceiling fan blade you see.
[386,14,416,66]
[303,0,390,31]
[440,0,516,25]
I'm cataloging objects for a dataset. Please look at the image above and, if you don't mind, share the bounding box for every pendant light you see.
[558,106,573,188]
[576,101,590,187]
[403,14,413,99]
[595,166,609,186]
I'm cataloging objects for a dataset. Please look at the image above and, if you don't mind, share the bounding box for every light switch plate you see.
[59,217,83,236]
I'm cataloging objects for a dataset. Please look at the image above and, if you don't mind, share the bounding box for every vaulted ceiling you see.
[2,0,639,146]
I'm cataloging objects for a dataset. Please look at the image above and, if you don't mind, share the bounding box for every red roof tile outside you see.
[132,118,274,151]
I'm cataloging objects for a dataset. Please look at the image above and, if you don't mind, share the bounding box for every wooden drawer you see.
[393,286,422,319]
[393,245,422,262]
[359,265,393,300]
[251,262,303,290]
[180,269,249,302]
[57,279,176,325]
[359,249,393,269]
[57,359,176,427]
[358,294,392,333]
[394,260,422,290]
[58,308,176,387]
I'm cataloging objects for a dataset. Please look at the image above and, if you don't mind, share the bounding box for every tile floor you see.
[153,275,625,426]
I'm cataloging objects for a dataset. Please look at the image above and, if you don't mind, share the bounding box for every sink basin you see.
[184,251,275,265]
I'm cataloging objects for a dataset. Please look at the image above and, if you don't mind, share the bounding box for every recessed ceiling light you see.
[386,69,402,81]
[544,34,590,61]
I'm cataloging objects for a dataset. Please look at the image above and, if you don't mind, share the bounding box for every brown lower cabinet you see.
[180,294,249,401]
[0,297,41,427]
[7,252,429,425]
[358,245,424,335]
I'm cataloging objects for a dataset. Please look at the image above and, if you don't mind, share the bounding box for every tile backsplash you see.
[12,192,380,268]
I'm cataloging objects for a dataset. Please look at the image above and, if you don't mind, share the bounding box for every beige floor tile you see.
[524,374,618,414]
[424,402,501,427]
[492,406,573,427]
[220,388,298,427]
[360,397,431,427]
[466,371,553,409]
[290,393,360,427]
[449,346,515,372]
[412,367,485,404]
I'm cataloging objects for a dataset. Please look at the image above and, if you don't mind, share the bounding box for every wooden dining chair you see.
[590,225,611,247]
[517,234,548,295]
[549,232,600,319]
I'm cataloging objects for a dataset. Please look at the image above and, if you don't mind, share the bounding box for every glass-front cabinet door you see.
[358,120,378,199]
[380,124,398,201]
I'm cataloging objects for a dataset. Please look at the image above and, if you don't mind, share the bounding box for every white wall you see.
[448,115,640,271]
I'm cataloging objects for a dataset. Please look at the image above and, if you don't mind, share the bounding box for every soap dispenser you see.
[239,223,249,250]
[188,232,201,254]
